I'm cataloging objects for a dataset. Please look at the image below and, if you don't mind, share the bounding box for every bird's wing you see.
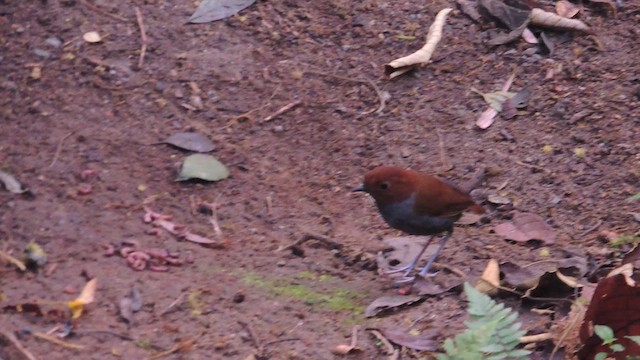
[414,176,480,217]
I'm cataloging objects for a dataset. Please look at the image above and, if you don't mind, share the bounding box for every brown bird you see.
[354,166,484,283]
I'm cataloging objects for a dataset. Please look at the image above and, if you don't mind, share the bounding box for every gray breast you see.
[377,194,457,235]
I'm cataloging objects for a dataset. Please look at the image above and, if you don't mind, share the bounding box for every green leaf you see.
[176,154,229,182]
[628,192,640,202]
[594,325,615,343]
[594,353,608,360]
[626,336,640,346]
[610,343,625,352]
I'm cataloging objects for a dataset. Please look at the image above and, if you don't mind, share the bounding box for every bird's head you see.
[353,166,419,208]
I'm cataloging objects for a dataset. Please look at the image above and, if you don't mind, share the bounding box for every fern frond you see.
[436,283,531,360]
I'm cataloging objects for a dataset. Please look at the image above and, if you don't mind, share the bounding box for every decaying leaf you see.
[589,0,617,17]
[556,0,581,18]
[501,257,587,292]
[414,274,465,296]
[493,212,556,244]
[521,27,538,43]
[364,295,422,317]
[524,270,581,300]
[487,194,511,205]
[177,154,229,182]
[578,272,640,359]
[164,132,216,153]
[476,259,500,295]
[188,0,256,23]
[0,170,26,194]
[376,327,438,351]
[385,8,452,79]
[475,72,515,129]
[67,278,97,319]
[119,287,143,323]
[471,88,517,112]
[549,300,586,355]
[530,8,590,32]
[479,0,531,30]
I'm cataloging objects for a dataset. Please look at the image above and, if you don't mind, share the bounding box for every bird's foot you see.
[385,264,415,275]
[393,275,416,285]
[417,271,439,279]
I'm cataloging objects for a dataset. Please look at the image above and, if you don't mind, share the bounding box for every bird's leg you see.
[417,231,452,278]
[385,236,434,275]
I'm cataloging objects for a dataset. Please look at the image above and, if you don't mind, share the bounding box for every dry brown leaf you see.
[493,212,556,244]
[365,295,422,317]
[556,0,581,18]
[530,8,591,33]
[476,259,500,295]
[385,8,452,79]
[521,27,538,43]
[67,278,97,319]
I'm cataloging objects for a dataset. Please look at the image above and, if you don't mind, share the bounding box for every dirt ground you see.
[1,0,639,359]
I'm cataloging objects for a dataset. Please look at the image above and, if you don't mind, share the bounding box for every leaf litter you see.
[177,154,229,182]
[163,132,216,153]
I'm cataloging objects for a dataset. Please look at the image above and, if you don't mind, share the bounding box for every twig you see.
[160,292,186,316]
[230,84,281,124]
[368,329,399,360]
[580,219,603,237]
[304,70,386,116]
[520,333,552,344]
[460,167,486,194]
[350,325,360,348]
[239,321,263,354]
[148,336,198,360]
[436,129,453,172]
[0,330,38,360]
[209,196,223,239]
[74,329,135,341]
[0,250,26,271]
[79,0,129,22]
[32,332,85,350]
[550,305,586,359]
[262,338,301,348]
[262,100,302,123]
[134,7,147,69]
[49,132,74,168]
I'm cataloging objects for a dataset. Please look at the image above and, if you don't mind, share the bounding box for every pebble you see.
[277,260,286,267]
[34,48,50,59]
[45,36,62,48]
[273,125,284,133]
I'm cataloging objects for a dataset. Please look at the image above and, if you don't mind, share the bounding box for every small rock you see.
[34,48,51,59]
[232,293,245,303]
[45,36,62,48]
[277,260,286,267]
[273,125,284,133]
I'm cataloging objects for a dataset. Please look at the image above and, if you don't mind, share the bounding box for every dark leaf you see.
[188,0,256,24]
[164,132,216,153]
[377,327,438,351]
[364,295,422,317]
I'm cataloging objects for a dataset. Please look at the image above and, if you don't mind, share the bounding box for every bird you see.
[353,166,484,284]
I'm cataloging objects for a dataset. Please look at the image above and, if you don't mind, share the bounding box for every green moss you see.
[610,236,640,247]
[241,273,365,313]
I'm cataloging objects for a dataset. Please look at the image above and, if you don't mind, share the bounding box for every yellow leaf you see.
[67,278,97,319]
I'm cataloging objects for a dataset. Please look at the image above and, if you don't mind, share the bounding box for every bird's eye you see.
[379,182,389,190]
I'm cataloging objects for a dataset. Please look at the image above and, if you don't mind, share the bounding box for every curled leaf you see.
[385,8,452,79]
[67,278,97,319]
[476,259,500,295]
[0,170,26,194]
[530,8,590,33]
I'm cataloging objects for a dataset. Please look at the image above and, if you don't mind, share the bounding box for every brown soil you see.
[1,0,639,359]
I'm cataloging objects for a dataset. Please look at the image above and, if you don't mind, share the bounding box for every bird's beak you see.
[352,184,365,192]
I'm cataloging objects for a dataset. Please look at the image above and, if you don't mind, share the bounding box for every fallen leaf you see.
[487,194,511,205]
[475,72,515,129]
[177,154,229,182]
[164,132,216,153]
[530,8,591,33]
[119,287,142,323]
[414,275,465,296]
[364,295,422,317]
[476,259,500,295]
[385,8,452,79]
[188,0,256,23]
[471,88,517,112]
[493,212,556,244]
[0,170,26,194]
[521,27,538,43]
[67,278,97,319]
[377,327,437,351]
[456,212,482,225]
[556,0,581,18]
[83,31,102,43]
[479,0,531,30]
